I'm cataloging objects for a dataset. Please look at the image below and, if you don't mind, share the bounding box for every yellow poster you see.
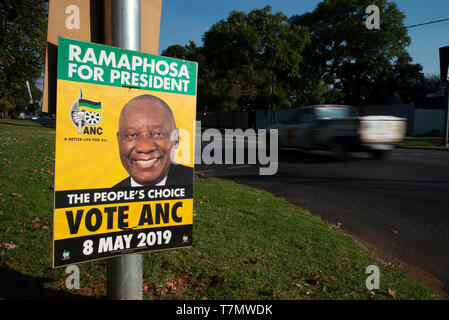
[53,37,197,267]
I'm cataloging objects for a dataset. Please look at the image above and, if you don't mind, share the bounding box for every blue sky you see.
[159,0,449,76]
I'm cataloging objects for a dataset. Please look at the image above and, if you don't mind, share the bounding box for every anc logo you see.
[70,89,103,135]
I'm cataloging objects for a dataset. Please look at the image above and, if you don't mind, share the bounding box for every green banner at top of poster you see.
[57,37,197,96]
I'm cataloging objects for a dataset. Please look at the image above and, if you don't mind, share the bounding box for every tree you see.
[162,41,215,111]
[412,73,446,108]
[200,6,309,111]
[373,52,425,104]
[162,41,202,62]
[0,0,47,117]
[290,0,413,106]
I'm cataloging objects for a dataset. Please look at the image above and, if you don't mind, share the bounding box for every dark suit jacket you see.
[114,163,193,188]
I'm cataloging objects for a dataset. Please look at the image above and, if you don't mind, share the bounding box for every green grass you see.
[400,137,449,150]
[0,119,435,300]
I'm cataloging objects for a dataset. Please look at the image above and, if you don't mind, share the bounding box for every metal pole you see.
[107,253,142,300]
[104,0,143,300]
[445,84,449,147]
[104,0,141,51]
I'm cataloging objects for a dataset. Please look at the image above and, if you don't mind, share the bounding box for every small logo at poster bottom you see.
[62,250,71,260]
[182,235,189,243]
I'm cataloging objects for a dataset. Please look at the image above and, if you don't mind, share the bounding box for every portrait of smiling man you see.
[114,94,193,188]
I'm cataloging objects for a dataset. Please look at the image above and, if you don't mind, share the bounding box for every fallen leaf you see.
[166,281,174,290]
[2,242,18,250]
[388,287,397,299]
[11,193,22,198]
[330,222,343,230]
[30,223,40,230]
[308,272,324,286]
[311,273,321,282]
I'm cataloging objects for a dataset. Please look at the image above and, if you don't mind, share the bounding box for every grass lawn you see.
[0,119,435,300]
[400,137,449,150]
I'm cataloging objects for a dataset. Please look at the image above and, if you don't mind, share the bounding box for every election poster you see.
[52,37,197,267]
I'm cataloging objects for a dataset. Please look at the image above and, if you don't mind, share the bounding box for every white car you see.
[272,105,406,159]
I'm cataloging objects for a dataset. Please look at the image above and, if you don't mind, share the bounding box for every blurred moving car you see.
[272,105,406,159]
[25,114,38,120]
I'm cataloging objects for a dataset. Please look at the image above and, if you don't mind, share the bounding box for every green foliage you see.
[201,6,309,111]
[400,137,448,150]
[290,0,418,105]
[162,6,310,112]
[162,41,202,62]
[0,0,433,115]
[413,73,446,108]
[162,1,426,110]
[0,0,47,117]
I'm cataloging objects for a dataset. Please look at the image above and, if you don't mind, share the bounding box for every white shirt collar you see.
[130,176,167,187]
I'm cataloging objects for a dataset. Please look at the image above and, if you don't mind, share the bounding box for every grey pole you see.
[104,0,141,51]
[104,0,143,300]
[444,86,449,147]
[439,47,449,147]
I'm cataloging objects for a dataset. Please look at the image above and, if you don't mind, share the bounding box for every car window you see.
[297,109,314,123]
[315,107,356,119]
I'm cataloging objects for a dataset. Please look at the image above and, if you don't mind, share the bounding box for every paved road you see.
[196,144,449,298]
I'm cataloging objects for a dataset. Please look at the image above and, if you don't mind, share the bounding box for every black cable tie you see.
[122,85,140,89]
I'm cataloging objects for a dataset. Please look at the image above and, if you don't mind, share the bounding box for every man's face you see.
[117,99,178,186]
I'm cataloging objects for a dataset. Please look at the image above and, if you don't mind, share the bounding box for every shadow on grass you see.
[0,267,95,300]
